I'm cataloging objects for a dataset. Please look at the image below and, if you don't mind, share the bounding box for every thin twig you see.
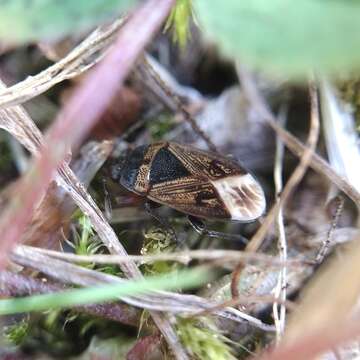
[141,55,218,153]
[189,294,296,319]
[273,107,288,342]
[237,64,360,206]
[315,196,345,263]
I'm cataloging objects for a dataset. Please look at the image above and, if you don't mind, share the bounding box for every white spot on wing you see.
[211,174,266,221]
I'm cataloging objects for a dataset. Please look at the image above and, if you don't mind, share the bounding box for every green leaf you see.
[0,267,210,315]
[195,0,360,78]
[0,0,138,43]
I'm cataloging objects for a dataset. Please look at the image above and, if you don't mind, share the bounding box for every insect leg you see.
[102,179,112,220]
[144,201,178,242]
[187,215,249,245]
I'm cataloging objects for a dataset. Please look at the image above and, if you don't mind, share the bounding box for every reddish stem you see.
[0,0,176,268]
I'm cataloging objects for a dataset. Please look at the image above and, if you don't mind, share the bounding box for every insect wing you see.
[148,143,266,221]
[167,143,244,180]
[148,176,230,219]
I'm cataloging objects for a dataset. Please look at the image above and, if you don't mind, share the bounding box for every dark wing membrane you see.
[147,176,230,219]
[167,142,247,181]
[149,147,191,185]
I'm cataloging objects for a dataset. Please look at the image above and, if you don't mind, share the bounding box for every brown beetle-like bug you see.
[111,142,266,223]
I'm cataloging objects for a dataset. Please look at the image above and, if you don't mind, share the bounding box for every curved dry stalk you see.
[246,80,320,252]
[237,64,360,206]
[189,294,296,320]
[230,79,320,300]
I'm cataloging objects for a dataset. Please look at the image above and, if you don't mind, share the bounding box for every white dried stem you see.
[320,80,360,197]
[21,244,304,268]
[273,107,288,342]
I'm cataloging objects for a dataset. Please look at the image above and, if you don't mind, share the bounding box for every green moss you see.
[147,114,176,141]
[141,227,179,275]
[176,317,236,360]
[71,213,121,275]
[4,318,30,346]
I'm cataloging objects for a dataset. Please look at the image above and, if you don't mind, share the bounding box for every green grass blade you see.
[0,267,209,315]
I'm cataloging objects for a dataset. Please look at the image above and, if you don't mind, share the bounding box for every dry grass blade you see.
[21,245,305,268]
[56,164,140,276]
[0,80,43,153]
[189,295,296,319]
[0,19,124,109]
[11,245,275,332]
[230,78,320,300]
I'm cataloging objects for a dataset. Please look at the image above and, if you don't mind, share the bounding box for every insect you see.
[111,142,266,224]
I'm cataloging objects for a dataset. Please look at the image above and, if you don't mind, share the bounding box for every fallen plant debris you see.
[0,1,359,360]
